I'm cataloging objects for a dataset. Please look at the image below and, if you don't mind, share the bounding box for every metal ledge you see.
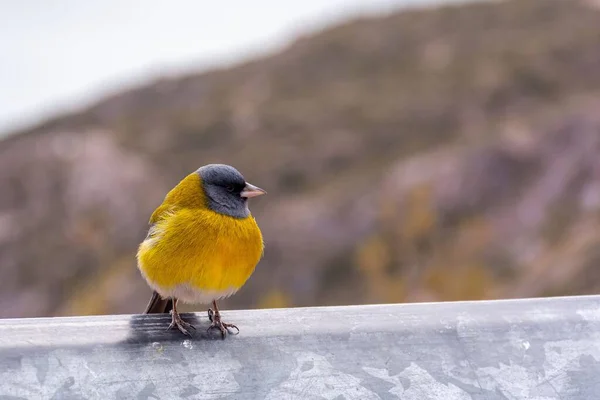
[1,295,600,399]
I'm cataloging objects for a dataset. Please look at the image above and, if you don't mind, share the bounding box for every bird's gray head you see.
[197,164,266,218]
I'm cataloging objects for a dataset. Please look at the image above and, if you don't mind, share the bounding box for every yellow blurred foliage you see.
[356,234,391,276]
[453,217,492,258]
[355,233,408,303]
[58,258,133,316]
[423,264,494,301]
[358,271,407,304]
[381,275,406,303]
[257,289,291,309]
[401,184,436,243]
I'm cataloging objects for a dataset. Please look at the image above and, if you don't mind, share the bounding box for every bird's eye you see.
[226,185,235,192]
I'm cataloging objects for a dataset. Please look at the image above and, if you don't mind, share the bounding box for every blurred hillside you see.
[2,0,600,318]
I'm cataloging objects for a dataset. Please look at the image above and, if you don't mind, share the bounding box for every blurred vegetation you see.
[1,0,600,317]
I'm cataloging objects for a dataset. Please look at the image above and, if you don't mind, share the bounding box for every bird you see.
[136,164,266,338]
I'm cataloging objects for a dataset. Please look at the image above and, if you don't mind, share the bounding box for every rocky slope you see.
[1,0,600,317]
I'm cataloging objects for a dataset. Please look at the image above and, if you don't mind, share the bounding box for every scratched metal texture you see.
[0,295,599,399]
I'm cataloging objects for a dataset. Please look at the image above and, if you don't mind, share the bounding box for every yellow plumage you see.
[136,172,264,304]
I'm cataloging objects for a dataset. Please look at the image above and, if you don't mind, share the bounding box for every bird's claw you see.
[167,310,196,336]
[207,308,239,339]
[207,321,239,339]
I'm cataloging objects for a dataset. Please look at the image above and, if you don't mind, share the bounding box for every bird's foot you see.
[207,308,239,339]
[168,310,196,336]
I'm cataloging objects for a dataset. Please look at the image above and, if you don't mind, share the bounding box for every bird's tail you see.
[144,290,173,314]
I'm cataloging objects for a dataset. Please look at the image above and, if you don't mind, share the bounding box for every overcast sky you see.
[0,0,459,136]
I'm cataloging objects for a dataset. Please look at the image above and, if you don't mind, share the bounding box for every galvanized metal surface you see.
[0,295,600,399]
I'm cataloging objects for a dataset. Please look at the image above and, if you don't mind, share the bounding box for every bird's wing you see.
[143,204,178,242]
[149,203,178,226]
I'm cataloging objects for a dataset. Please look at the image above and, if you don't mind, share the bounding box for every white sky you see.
[0,0,459,136]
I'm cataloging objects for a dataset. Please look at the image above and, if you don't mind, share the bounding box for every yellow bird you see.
[137,164,266,337]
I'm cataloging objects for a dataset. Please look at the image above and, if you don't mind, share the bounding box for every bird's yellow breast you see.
[136,173,263,295]
[138,209,263,292]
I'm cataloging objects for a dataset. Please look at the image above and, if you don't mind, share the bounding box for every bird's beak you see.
[241,182,266,198]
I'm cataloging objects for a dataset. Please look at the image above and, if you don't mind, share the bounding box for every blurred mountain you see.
[1,0,600,318]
